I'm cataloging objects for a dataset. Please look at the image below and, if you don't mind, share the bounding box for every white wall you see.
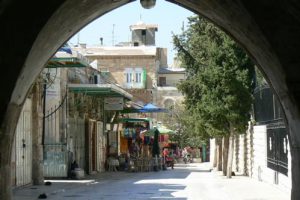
[252,125,291,191]
[209,124,291,192]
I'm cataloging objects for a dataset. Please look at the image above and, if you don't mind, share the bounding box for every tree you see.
[173,15,254,178]
[161,103,207,149]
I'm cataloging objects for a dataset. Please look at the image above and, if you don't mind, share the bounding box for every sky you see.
[68,0,194,66]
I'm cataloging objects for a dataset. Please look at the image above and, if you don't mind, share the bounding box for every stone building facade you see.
[73,21,168,106]
[156,67,186,108]
[130,22,158,46]
[73,45,167,105]
[72,22,186,128]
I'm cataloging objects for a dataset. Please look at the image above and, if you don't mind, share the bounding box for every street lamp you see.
[140,0,156,9]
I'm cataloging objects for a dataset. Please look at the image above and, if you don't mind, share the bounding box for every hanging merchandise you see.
[132,129,136,139]
[144,136,150,145]
[139,129,146,141]
[159,134,165,142]
[124,128,130,138]
[150,137,154,145]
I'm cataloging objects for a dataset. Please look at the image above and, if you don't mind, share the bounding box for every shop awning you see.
[144,127,175,136]
[68,84,133,100]
[46,51,89,68]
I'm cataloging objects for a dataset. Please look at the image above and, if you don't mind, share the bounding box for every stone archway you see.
[1,0,300,199]
[163,98,175,109]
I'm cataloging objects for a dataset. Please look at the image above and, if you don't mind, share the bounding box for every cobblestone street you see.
[13,163,289,200]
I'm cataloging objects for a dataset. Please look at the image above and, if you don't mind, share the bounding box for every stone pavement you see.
[13,163,290,200]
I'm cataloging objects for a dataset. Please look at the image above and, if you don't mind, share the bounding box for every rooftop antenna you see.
[77,32,80,44]
[112,24,115,46]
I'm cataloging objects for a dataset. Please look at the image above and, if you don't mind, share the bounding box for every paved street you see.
[13,163,290,200]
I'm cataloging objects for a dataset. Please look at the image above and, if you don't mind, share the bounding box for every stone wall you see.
[91,56,157,90]
[157,73,185,87]
[155,87,184,107]
[210,123,291,192]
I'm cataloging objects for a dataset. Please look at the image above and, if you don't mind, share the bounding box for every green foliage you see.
[160,103,207,148]
[254,67,268,88]
[173,15,254,138]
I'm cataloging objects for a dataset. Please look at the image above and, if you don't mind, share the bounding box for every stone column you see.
[32,82,44,185]
[290,147,300,200]
[0,103,22,200]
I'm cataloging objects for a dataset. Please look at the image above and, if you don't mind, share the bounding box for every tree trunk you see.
[213,138,217,168]
[222,135,229,176]
[227,131,235,178]
[0,103,22,200]
[216,138,222,171]
[291,146,300,200]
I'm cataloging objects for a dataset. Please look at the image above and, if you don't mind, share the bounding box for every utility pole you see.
[112,24,115,46]
[77,32,80,44]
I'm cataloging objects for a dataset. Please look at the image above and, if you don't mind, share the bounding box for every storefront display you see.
[119,118,153,159]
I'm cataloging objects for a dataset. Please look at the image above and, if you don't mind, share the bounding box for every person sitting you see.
[161,148,168,170]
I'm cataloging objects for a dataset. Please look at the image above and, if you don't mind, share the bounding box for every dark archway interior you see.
[1,0,300,199]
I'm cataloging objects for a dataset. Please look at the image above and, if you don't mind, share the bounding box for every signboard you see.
[46,68,61,101]
[104,97,124,110]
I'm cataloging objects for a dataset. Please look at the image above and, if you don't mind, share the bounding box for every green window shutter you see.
[142,68,147,88]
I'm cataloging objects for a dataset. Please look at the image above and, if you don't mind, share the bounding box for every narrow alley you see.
[13,163,289,200]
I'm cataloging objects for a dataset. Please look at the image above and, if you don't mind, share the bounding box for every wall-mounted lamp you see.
[140,0,156,9]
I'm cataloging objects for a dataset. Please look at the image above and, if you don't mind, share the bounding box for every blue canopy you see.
[58,43,72,54]
[121,103,167,113]
[139,103,167,113]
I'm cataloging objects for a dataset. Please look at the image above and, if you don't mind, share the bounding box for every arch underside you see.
[1,0,300,199]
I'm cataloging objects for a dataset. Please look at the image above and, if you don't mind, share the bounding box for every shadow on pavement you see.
[13,164,213,199]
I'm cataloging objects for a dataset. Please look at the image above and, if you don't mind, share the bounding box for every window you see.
[124,68,135,88]
[126,73,133,83]
[124,68,144,88]
[134,68,143,84]
[135,72,142,83]
[159,77,166,86]
[142,30,146,36]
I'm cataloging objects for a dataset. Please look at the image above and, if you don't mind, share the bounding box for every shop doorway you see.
[14,99,32,186]
[86,119,104,174]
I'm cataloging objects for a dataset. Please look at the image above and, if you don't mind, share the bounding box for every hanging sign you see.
[104,97,124,110]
